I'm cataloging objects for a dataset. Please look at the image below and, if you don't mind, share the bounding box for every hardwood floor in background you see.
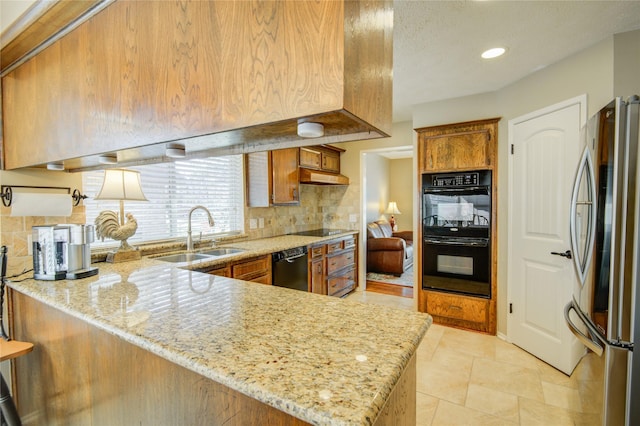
[366,280,413,298]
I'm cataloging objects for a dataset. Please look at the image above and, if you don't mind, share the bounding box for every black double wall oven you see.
[422,170,492,298]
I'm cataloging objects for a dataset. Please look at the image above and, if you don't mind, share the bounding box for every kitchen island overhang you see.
[7,259,431,425]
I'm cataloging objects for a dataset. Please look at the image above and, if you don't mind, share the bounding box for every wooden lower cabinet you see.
[309,245,327,295]
[422,291,490,332]
[205,255,271,285]
[309,234,358,298]
[328,266,356,298]
[207,265,232,277]
[416,118,499,334]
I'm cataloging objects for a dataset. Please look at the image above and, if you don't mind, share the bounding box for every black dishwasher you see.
[272,246,309,292]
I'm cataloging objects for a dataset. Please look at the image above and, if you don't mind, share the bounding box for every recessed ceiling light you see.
[297,122,324,138]
[481,47,506,59]
[166,143,186,158]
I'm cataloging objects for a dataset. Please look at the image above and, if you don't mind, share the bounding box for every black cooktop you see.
[292,229,349,237]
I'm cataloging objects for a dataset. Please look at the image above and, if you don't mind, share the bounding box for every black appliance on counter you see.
[422,170,492,297]
[272,246,309,292]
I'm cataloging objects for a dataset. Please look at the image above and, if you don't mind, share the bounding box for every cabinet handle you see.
[449,305,462,310]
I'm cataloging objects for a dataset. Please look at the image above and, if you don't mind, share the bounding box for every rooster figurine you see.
[95,211,138,251]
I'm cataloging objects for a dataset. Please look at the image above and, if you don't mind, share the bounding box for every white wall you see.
[364,153,389,223]
[0,1,36,33]
[613,29,640,97]
[412,36,617,336]
[388,158,413,231]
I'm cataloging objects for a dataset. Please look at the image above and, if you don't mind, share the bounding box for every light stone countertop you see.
[8,232,432,425]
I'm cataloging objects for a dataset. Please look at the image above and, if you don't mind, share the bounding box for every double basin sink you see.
[154,248,245,263]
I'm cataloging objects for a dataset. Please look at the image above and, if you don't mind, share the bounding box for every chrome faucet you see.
[187,206,215,251]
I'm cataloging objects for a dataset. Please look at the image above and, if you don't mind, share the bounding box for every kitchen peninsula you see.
[7,234,431,425]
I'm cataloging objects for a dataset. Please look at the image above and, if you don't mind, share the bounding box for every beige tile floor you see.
[347,290,604,426]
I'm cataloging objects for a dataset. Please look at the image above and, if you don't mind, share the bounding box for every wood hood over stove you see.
[1,0,392,171]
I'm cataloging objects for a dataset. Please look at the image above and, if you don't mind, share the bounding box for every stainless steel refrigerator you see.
[565,96,639,426]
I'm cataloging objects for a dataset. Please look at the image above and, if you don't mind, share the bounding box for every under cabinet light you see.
[98,154,118,165]
[46,162,64,171]
[166,143,186,158]
[297,122,324,138]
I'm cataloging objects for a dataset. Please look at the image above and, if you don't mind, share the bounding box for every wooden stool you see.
[0,339,34,426]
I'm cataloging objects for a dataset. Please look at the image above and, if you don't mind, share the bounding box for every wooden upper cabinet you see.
[321,150,340,173]
[246,148,299,207]
[299,145,343,173]
[1,0,392,170]
[271,149,300,205]
[417,118,500,173]
[299,147,322,170]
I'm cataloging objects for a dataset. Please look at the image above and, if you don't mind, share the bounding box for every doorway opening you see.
[359,146,415,299]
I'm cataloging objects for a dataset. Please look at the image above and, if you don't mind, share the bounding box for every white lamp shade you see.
[385,201,401,215]
[95,169,148,201]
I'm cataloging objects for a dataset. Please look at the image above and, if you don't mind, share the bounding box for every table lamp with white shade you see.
[385,201,402,231]
[94,169,148,263]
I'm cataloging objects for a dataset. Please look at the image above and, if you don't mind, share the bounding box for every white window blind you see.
[83,156,244,248]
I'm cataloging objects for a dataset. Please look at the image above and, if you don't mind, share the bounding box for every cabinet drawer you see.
[328,267,355,297]
[343,236,356,249]
[327,249,355,275]
[207,265,231,277]
[232,256,271,281]
[249,274,272,285]
[426,292,488,324]
[309,245,325,259]
[326,241,343,254]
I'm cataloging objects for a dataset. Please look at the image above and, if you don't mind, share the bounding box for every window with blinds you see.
[83,155,245,248]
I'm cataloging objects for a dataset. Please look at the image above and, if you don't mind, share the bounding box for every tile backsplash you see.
[245,184,360,239]
[0,184,360,275]
[0,204,87,277]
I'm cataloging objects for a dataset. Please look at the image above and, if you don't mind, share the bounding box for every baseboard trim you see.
[497,331,509,342]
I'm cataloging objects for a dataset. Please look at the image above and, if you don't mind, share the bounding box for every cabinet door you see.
[271,148,300,205]
[418,119,498,172]
[310,258,326,295]
[321,151,340,172]
[232,255,272,284]
[299,147,322,169]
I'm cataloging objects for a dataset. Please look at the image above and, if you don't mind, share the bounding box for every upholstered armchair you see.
[366,220,413,276]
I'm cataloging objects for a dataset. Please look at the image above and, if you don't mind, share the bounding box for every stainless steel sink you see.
[154,253,212,263]
[199,248,245,256]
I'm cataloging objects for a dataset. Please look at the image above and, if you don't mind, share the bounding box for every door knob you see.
[551,250,572,259]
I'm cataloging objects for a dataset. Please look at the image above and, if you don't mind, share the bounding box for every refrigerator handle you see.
[569,146,597,285]
[564,299,605,356]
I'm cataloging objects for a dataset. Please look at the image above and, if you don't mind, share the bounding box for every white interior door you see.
[508,95,586,375]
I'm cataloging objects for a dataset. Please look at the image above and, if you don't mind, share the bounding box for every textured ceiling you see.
[393,0,640,122]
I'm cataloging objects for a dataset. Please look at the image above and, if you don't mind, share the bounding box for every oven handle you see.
[423,238,488,247]
[423,186,490,195]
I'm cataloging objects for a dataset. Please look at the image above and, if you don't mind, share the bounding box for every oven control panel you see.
[431,172,479,187]
[423,170,492,188]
